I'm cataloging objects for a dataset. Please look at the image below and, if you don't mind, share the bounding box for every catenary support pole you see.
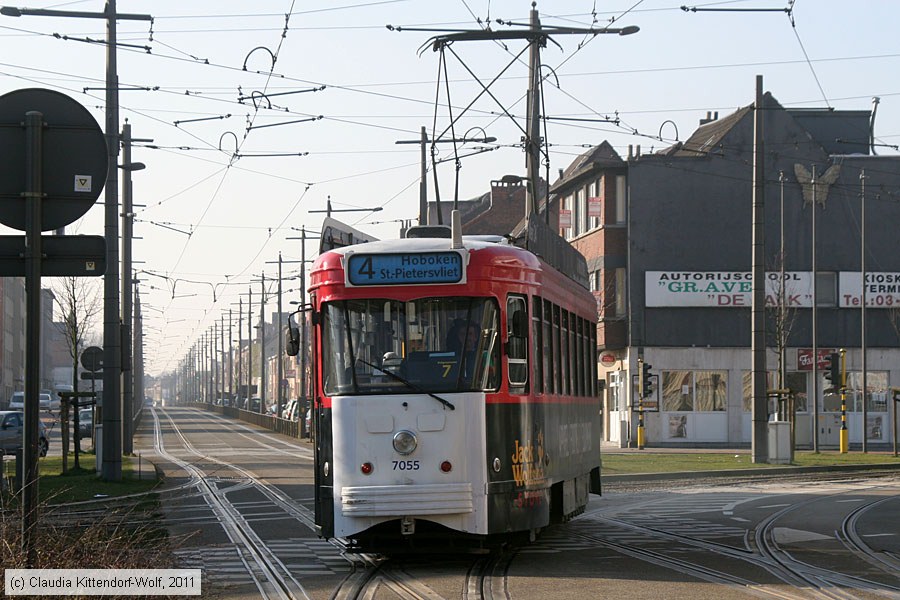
[751,75,768,463]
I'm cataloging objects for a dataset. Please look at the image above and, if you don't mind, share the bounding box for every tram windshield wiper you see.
[357,359,455,411]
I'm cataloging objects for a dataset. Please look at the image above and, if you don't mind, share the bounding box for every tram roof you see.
[322,234,511,257]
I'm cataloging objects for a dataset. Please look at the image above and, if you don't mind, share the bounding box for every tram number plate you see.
[392,460,420,471]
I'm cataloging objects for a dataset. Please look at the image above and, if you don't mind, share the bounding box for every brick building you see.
[552,92,900,449]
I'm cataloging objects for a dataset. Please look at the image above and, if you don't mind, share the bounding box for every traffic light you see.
[823,352,840,387]
[642,363,654,398]
[637,360,645,398]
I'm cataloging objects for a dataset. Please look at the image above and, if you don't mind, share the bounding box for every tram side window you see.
[576,317,585,396]
[589,325,598,397]
[543,301,553,394]
[507,295,528,391]
[532,296,543,394]
[552,305,562,394]
[582,317,591,396]
[561,310,570,396]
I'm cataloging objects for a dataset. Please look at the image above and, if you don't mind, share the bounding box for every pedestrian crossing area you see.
[174,537,352,585]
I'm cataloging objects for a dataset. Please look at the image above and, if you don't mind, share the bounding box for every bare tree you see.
[50,276,101,473]
[767,256,799,393]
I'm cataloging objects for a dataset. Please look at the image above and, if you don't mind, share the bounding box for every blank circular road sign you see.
[0,88,108,231]
[81,346,104,372]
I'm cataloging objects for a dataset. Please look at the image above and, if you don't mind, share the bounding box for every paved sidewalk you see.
[127,453,159,480]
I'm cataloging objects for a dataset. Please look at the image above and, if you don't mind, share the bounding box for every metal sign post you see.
[21,110,42,568]
[0,88,107,566]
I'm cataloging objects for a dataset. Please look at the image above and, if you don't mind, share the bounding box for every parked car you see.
[8,392,24,410]
[0,410,49,457]
[78,408,93,439]
[283,399,298,421]
[247,397,262,412]
[8,392,55,411]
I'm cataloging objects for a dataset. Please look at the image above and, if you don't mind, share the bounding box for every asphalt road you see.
[135,406,900,600]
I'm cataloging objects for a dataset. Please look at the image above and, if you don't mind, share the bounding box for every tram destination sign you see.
[347,251,465,286]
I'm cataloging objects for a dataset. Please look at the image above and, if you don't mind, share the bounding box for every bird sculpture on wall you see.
[794,163,841,208]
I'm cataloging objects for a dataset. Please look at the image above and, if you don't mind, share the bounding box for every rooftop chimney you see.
[699,111,719,126]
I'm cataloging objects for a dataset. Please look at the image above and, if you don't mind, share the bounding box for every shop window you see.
[695,371,727,411]
[662,371,693,412]
[663,369,727,412]
[845,371,888,412]
[742,371,808,414]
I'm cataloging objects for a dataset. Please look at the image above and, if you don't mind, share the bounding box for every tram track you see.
[838,494,900,578]
[463,552,514,600]
[151,407,313,599]
[580,477,900,600]
[577,516,808,600]
[144,407,900,599]
[752,480,900,599]
[151,407,410,600]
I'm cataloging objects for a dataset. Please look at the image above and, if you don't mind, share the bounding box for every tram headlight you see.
[392,430,418,455]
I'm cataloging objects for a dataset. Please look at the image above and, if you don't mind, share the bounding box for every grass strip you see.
[601,451,900,474]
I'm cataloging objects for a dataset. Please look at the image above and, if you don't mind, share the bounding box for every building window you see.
[574,187,585,237]
[614,268,626,317]
[561,194,573,240]
[615,175,626,224]
[588,180,601,230]
[816,272,837,307]
[741,371,809,414]
[662,370,727,412]
[609,370,623,411]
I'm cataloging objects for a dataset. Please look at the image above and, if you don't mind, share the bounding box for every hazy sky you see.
[1,0,896,376]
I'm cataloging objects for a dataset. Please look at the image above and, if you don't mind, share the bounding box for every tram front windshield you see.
[322,297,500,396]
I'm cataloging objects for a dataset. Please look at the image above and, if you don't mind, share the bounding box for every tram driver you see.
[446,319,479,377]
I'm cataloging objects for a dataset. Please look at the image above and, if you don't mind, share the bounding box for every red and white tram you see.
[290,216,601,551]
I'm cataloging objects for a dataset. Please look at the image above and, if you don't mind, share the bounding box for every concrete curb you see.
[601,462,900,483]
